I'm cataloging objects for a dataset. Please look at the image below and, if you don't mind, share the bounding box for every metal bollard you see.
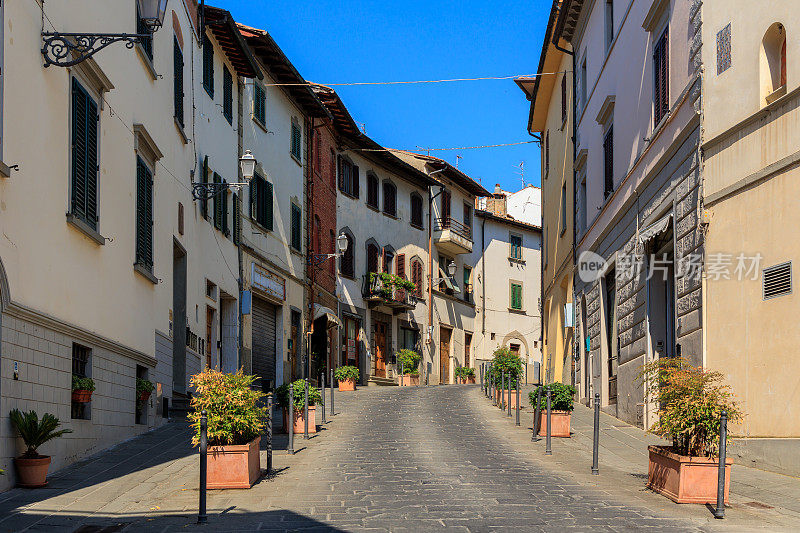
[266,393,273,474]
[321,373,326,425]
[508,375,513,417]
[592,393,600,475]
[198,410,208,524]
[545,388,552,455]
[287,383,294,455]
[532,386,542,442]
[515,377,520,426]
[501,370,506,411]
[714,410,728,519]
[330,368,335,416]
[304,379,309,439]
[480,363,484,393]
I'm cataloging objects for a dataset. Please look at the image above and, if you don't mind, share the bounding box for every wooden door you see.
[440,327,451,384]
[375,322,387,377]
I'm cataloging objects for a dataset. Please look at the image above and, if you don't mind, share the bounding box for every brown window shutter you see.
[397,254,406,278]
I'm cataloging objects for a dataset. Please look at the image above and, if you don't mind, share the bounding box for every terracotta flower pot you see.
[337,378,356,391]
[647,445,732,504]
[458,376,476,384]
[497,389,521,408]
[282,407,317,434]
[207,437,261,489]
[399,375,420,386]
[537,410,571,437]
[71,389,93,403]
[14,456,51,488]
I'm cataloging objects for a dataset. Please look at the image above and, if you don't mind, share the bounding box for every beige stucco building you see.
[702,3,800,443]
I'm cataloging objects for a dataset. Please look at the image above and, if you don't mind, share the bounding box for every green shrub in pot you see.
[396,349,421,375]
[529,382,576,412]
[334,365,360,383]
[276,379,323,412]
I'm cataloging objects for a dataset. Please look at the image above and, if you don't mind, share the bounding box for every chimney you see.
[489,184,507,217]
[494,184,502,194]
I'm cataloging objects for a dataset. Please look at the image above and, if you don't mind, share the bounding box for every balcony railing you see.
[362,274,416,310]
[434,216,473,241]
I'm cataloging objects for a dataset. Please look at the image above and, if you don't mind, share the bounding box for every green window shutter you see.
[223,67,233,124]
[203,34,214,97]
[200,156,209,219]
[511,284,522,309]
[213,173,223,230]
[254,85,265,124]
[291,122,301,159]
[232,193,240,245]
[71,78,99,231]
[135,157,153,269]
[222,180,230,236]
[249,176,256,218]
[263,179,273,231]
[291,204,301,251]
[174,38,184,127]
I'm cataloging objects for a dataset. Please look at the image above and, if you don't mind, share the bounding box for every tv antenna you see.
[514,161,525,188]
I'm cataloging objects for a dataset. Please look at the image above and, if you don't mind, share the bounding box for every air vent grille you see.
[763,261,792,300]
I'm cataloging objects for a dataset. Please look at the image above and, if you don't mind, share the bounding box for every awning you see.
[313,304,341,329]
[638,212,673,245]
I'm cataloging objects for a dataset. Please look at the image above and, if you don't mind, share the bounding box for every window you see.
[410,193,423,228]
[291,120,302,161]
[653,27,669,126]
[223,66,233,124]
[200,156,209,219]
[135,157,154,272]
[340,233,355,278]
[463,266,472,302]
[137,7,153,61]
[71,78,99,231]
[603,125,614,198]
[510,282,523,310]
[411,258,424,297]
[383,249,394,273]
[202,34,214,97]
[291,204,302,251]
[396,253,406,278]
[560,182,567,235]
[249,174,273,230]
[213,173,223,230]
[367,243,380,274]
[544,131,550,176]
[221,181,230,236]
[400,327,419,353]
[463,203,472,230]
[441,190,451,222]
[763,261,792,299]
[383,181,397,216]
[761,23,787,103]
[605,0,614,51]
[510,234,523,260]
[561,74,568,123]
[232,192,240,245]
[253,83,266,125]
[367,173,379,208]
[173,38,184,127]
[71,343,92,420]
[338,156,359,198]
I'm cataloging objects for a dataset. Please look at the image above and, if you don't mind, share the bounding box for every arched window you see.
[383,181,397,217]
[367,242,380,274]
[340,232,355,278]
[383,248,394,273]
[367,173,379,208]
[761,23,788,104]
[410,192,423,228]
[411,258,424,298]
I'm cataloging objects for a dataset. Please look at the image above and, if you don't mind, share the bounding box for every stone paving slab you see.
[0,386,797,532]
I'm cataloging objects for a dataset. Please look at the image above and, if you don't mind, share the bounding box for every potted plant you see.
[188,368,266,489]
[396,349,421,386]
[454,366,476,384]
[334,365,359,391]
[276,379,323,434]
[637,358,742,504]
[136,378,155,405]
[529,382,575,437]
[9,409,72,487]
[71,375,95,403]
[492,347,523,407]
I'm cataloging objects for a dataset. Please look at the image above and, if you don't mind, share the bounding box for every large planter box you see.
[207,437,261,489]
[14,456,51,488]
[537,411,571,437]
[399,375,420,386]
[282,407,317,434]
[338,378,356,391]
[498,389,521,408]
[457,376,476,384]
[647,445,732,504]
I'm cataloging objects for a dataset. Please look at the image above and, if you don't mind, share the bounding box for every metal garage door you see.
[252,297,277,391]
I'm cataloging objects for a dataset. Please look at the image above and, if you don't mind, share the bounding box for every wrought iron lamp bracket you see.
[191,182,243,201]
[42,32,151,68]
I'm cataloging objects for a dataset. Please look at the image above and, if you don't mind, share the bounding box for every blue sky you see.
[222,0,549,192]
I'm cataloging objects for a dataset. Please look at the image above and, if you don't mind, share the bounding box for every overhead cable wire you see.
[261,71,570,87]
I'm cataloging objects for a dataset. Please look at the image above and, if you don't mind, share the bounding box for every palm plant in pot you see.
[276,379,323,434]
[529,382,575,437]
[396,349,421,386]
[491,347,523,407]
[9,409,72,487]
[334,365,359,391]
[637,357,743,504]
[454,366,476,384]
[188,368,267,489]
[71,375,95,403]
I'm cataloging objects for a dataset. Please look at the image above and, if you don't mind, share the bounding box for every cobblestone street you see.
[0,386,797,532]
